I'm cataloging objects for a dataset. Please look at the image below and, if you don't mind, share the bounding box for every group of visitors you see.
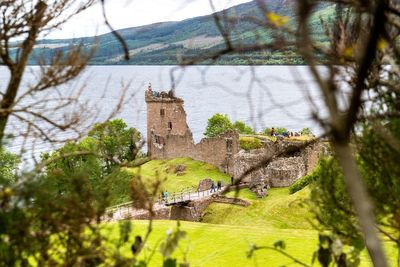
[210,180,223,193]
[270,127,301,138]
[161,179,228,205]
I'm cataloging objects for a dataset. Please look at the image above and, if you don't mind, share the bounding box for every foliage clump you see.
[239,136,263,151]
[0,148,19,185]
[289,165,320,194]
[204,113,254,137]
[300,127,313,136]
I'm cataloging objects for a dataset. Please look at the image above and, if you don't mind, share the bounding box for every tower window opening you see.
[226,138,233,153]
[160,109,165,116]
[168,122,172,131]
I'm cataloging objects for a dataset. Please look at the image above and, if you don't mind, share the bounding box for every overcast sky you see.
[49,0,251,39]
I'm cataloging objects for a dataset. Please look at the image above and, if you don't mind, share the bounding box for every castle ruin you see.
[146,86,239,174]
[145,85,322,191]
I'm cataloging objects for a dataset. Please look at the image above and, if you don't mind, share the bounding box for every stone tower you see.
[145,85,192,157]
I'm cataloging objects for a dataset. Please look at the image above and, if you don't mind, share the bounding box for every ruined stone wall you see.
[193,130,239,172]
[150,132,195,159]
[300,141,323,173]
[266,157,306,187]
[232,140,323,188]
[232,145,276,183]
[150,130,239,172]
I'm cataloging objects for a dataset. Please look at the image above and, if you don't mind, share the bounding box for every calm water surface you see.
[0,65,326,160]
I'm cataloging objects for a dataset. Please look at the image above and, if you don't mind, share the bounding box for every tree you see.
[204,114,256,137]
[0,2,146,266]
[204,113,234,138]
[300,128,313,136]
[42,119,143,205]
[185,1,400,266]
[0,148,19,185]
[88,119,142,173]
[233,120,255,135]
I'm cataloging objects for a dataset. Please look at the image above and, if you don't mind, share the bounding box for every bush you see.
[204,113,233,138]
[300,127,313,136]
[239,137,263,151]
[233,120,255,134]
[289,164,320,194]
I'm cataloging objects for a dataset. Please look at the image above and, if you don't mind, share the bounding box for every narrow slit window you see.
[168,122,172,130]
[160,109,165,116]
[226,139,233,153]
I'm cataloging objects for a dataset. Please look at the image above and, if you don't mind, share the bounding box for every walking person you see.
[164,191,169,204]
[210,181,216,193]
[217,180,222,191]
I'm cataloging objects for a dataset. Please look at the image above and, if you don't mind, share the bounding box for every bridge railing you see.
[105,185,223,219]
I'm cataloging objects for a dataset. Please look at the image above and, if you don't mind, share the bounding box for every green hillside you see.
[19,0,337,65]
[102,187,395,266]
[202,187,314,230]
[126,157,231,192]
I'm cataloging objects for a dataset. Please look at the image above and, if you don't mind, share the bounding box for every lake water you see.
[0,65,326,161]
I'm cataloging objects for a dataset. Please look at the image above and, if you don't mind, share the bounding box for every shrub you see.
[300,127,313,136]
[289,164,320,194]
[239,137,263,151]
[233,120,255,134]
[204,113,233,138]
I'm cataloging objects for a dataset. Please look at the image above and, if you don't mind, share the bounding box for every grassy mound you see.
[126,157,231,192]
[202,187,314,230]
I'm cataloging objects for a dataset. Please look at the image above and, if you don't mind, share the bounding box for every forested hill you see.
[25,0,334,65]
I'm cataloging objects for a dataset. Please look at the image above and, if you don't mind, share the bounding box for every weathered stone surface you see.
[248,176,269,198]
[232,140,323,189]
[266,157,306,187]
[232,148,275,184]
[170,205,199,221]
[197,178,214,191]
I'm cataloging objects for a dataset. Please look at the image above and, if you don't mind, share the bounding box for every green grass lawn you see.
[202,187,314,230]
[126,157,231,193]
[104,219,398,267]
[104,220,320,267]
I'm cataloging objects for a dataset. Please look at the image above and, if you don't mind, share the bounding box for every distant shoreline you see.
[24,63,310,67]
